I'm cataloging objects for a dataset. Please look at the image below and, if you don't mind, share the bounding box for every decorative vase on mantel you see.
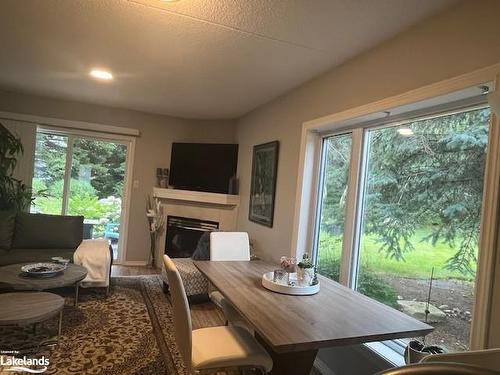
[146,195,165,267]
[156,168,169,188]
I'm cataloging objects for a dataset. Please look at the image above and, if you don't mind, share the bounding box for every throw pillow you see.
[0,209,16,249]
[12,212,84,249]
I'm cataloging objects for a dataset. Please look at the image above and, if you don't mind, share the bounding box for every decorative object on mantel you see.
[146,195,165,267]
[156,168,169,188]
[249,140,279,227]
[228,175,239,194]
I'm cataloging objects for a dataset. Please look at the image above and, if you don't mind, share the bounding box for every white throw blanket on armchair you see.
[74,239,111,288]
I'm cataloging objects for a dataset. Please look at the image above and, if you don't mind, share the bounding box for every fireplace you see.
[165,215,219,258]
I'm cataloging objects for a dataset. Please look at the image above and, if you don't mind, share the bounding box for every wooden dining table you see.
[194,260,433,375]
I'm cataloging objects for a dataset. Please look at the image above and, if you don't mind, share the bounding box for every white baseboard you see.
[314,357,337,375]
[120,260,149,266]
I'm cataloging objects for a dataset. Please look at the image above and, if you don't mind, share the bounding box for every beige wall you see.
[0,89,235,262]
[235,0,500,262]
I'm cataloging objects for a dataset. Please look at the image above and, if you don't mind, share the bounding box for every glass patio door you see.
[313,105,491,353]
[354,107,490,352]
[32,130,129,261]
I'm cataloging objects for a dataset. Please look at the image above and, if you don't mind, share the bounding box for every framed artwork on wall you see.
[248,140,279,227]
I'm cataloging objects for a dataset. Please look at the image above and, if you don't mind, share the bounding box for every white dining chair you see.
[163,255,273,375]
[209,232,250,326]
[420,348,500,373]
[209,231,250,261]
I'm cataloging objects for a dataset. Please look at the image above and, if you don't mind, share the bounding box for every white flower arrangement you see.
[146,195,165,266]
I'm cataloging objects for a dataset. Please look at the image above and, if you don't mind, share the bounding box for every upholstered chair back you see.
[163,255,192,371]
[209,232,250,261]
[421,348,500,372]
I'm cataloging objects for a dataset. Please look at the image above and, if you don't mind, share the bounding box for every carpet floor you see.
[0,275,216,375]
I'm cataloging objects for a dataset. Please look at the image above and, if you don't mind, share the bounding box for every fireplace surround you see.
[153,187,240,267]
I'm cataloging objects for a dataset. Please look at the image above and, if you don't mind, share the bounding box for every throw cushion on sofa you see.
[12,212,84,249]
[0,209,16,249]
[0,248,76,266]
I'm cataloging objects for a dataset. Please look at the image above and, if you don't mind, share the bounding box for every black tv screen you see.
[169,143,238,194]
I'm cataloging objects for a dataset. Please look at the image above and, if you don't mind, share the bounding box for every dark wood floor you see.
[110,265,225,329]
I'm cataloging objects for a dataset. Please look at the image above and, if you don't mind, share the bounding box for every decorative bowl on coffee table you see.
[21,262,67,278]
[0,263,87,307]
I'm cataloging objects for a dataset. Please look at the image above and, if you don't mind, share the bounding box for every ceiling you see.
[0,0,457,119]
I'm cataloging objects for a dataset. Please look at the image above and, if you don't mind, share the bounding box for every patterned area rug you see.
[0,276,188,375]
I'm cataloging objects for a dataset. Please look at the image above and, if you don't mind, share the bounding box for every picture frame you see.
[248,140,279,227]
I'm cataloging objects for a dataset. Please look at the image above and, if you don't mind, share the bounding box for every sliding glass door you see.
[314,105,491,353]
[32,129,130,261]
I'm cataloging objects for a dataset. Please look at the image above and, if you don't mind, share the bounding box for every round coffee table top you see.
[0,292,64,325]
[0,263,87,291]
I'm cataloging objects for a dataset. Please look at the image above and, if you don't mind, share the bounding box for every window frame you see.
[291,66,500,358]
[311,99,493,359]
[33,126,135,265]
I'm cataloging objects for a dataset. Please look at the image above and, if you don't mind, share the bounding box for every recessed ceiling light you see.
[397,127,414,136]
[89,69,113,81]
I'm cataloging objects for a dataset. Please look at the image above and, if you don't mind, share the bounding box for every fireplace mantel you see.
[153,187,240,267]
[153,187,240,207]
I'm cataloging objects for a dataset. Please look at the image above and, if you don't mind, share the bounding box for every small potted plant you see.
[297,253,314,286]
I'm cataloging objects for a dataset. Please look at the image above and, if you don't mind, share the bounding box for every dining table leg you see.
[255,333,318,375]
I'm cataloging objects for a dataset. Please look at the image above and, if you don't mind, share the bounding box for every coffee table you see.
[0,263,88,306]
[0,292,64,339]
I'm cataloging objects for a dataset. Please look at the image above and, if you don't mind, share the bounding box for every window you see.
[32,129,129,260]
[315,105,491,353]
[32,132,69,215]
[315,133,352,282]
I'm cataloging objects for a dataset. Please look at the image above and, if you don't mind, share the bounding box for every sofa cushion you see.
[12,212,84,249]
[0,248,75,266]
[0,209,16,249]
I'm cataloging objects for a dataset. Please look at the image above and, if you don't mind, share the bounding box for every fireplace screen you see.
[165,216,219,258]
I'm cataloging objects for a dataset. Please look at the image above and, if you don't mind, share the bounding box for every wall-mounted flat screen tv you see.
[169,143,238,194]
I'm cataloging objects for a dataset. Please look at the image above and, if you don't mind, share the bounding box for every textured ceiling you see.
[0,0,456,119]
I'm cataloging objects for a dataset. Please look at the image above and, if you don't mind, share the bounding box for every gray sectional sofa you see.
[0,210,84,266]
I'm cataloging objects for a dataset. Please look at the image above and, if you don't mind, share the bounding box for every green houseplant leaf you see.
[0,122,33,210]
